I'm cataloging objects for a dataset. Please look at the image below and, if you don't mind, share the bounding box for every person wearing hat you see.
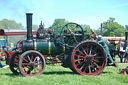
[96,35,118,67]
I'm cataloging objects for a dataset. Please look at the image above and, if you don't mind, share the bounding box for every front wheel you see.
[70,40,107,76]
[18,50,45,77]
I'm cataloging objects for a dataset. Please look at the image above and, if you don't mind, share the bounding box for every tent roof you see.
[0,29,36,36]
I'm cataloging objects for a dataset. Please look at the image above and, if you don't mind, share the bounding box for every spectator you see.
[0,44,9,68]
[96,35,118,67]
[119,42,125,63]
[124,45,128,63]
[0,44,4,67]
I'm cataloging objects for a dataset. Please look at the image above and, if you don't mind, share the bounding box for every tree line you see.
[0,17,128,37]
[52,17,128,37]
[94,17,128,37]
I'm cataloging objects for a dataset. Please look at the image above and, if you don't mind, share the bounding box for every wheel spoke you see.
[76,61,84,66]
[31,55,33,61]
[92,54,97,56]
[35,67,40,70]
[79,63,85,70]
[89,45,93,55]
[34,57,37,62]
[67,37,72,44]
[16,56,19,58]
[26,67,30,73]
[22,63,30,65]
[93,59,99,62]
[27,55,31,62]
[91,62,94,69]
[93,62,100,69]
[81,47,88,56]
[23,66,29,70]
[75,54,84,58]
[77,49,85,56]
[66,25,72,33]
[73,36,78,44]
[89,50,92,55]
[86,44,89,54]
[23,58,29,62]
[88,65,92,74]
[83,64,88,72]
[35,60,40,63]
[33,67,37,73]
[74,59,83,62]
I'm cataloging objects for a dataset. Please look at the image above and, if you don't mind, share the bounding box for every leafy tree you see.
[107,17,115,22]
[80,24,92,35]
[52,19,68,34]
[125,25,128,30]
[103,17,125,36]
[94,28,100,35]
[0,19,23,29]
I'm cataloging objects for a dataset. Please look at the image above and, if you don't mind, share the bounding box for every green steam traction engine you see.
[9,13,107,77]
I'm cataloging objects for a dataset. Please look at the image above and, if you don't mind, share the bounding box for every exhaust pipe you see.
[26,13,33,40]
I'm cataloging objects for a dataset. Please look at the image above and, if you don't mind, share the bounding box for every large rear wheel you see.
[71,40,107,75]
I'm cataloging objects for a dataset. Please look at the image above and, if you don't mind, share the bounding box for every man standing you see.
[96,35,118,67]
[119,42,125,63]
[124,45,128,62]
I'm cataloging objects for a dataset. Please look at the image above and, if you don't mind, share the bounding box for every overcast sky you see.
[0,0,128,29]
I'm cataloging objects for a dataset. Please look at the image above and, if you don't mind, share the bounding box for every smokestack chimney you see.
[26,13,33,40]
[101,23,103,36]
[125,31,128,41]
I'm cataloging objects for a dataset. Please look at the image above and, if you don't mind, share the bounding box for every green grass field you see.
[0,58,128,85]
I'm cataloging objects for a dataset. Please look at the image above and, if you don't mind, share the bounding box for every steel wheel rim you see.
[72,41,107,75]
[19,52,45,77]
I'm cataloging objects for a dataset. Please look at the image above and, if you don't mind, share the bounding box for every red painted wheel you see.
[9,51,21,75]
[71,40,107,76]
[18,50,45,77]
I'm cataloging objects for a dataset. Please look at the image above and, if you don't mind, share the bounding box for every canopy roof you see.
[0,29,36,36]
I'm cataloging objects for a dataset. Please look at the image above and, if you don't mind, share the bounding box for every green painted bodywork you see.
[37,42,48,54]
[36,41,65,55]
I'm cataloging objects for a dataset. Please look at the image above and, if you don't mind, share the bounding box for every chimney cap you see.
[26,13,33,15]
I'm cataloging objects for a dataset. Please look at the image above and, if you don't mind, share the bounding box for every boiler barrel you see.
[34,41,65,55]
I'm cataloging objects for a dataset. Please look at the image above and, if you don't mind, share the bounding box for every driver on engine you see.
[36,21,46,39]
[96,35,118,67]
